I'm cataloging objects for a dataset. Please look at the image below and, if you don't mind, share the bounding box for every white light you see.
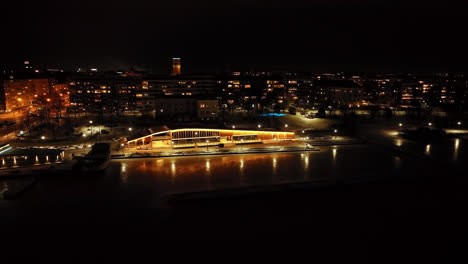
[88,145,92,148]
[302,130,305,133]
[334,129,337,133]
[121,143,124,147]
[458,121,462,125]
[258,124,261,128]
[399,123,403,127]
[20,130,24,135]
[0,147,12,155]
[89,120,93,124]
[426,144,431,154]
[285,124,288,128]
[128,127,132,131]
[82,134,86,137]
[41,136,45,140]
[428,123,432,126]
[232,125,235,129]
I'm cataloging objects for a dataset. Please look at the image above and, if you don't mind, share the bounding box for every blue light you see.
[259,113,286,117]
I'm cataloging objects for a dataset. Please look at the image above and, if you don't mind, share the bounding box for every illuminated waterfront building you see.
[126,128,295,149]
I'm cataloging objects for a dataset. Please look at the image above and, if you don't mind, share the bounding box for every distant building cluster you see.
[2,59,468,121]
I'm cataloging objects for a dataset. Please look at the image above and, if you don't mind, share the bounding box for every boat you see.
[73,143,111,172]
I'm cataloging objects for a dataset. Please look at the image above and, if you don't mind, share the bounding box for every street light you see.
[89,120,93,124]
[428,122,432,127]
[82,133,86,137]
[232,125,235,129]
[399,123,403,127]
[285,124,288,128]
[206,140,209,150]
[258,124,261,128]
[128,127,132,131]
[457,121,462,126]
[240,138,244,150]
[41,136,45,140]
[121,143,125,155]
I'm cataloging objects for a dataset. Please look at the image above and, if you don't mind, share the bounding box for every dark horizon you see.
[3,1,468,73]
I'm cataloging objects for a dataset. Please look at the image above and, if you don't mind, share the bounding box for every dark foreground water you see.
[1,138,466,208]
[1,139,468,255]
[0,145,410,206]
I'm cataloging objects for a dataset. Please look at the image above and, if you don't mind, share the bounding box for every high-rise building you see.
[67,73,141,114]
[172,58,181,76]
[3,77,70,112]
[139,74,217,112]
[4,78,51,110]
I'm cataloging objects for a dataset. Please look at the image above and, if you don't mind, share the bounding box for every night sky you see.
[2,0,467,72]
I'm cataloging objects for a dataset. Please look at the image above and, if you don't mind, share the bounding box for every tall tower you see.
[172,57,181,75]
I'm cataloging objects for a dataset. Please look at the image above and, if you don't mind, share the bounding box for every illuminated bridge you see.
[126,128,295,149]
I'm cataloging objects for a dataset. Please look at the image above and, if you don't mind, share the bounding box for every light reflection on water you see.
[425,144,431,155]
[395,139,403,147]
[107,146,402,195]
[454,138,460,161]
[120,163,128,184]
[171,161,176,178]
[10,145,441,206]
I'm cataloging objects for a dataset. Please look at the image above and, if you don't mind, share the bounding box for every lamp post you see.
[232,125,235,129]
[206,140,209,151]
[89,120,93,136]
[457,121,462,127]
[334,129,337,138]
[121,143,125,155]
[128,127,132,132]
[258,124,261,129]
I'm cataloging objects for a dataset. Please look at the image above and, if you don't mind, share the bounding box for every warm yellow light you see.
[46,98,51,102]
